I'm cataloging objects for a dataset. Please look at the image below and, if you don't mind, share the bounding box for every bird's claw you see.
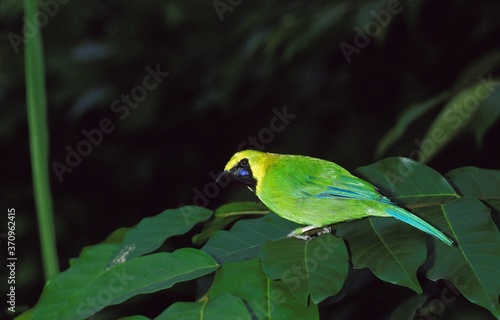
[316,226,333,236]
[287,226,333,240]
[287,230,313,240]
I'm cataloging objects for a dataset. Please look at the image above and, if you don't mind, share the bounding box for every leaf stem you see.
[24,0,59,278]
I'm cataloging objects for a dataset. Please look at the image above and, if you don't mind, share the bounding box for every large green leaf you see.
[208,258,319,319]
[202,213,300,264]
[425,198,500,318]
[259,234,348,305]
[447,167,500,211]
[356,157,459,208]
[208,259,267,303]
[156,293,251,320]
[108,206,212,267]
[336,217,427,293]
[28,247,218,320]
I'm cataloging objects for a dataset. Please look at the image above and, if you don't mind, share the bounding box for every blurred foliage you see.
[1,0,500,318]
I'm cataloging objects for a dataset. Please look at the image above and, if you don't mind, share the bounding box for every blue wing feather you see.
[311,174,391,204]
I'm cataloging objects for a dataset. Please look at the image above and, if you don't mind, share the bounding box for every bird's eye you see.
[240,158,249,165]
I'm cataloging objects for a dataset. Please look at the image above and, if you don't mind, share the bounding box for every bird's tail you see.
[386,206,454,246]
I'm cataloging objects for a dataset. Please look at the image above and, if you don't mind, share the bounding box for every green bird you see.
[218,150,453,246]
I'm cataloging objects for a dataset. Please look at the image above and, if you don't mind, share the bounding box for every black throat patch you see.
[232,159,257,192]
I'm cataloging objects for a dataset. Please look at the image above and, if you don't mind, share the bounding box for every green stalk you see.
[24,0,59,278]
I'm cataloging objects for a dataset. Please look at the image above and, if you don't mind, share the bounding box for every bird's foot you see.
[287,226,333,240]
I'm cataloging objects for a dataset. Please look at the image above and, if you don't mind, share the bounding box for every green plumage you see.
[221,150,453,246]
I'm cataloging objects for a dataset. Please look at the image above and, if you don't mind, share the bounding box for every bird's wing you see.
[294,168,392,204]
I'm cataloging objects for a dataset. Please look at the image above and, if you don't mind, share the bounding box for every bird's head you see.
[217,150,272,192]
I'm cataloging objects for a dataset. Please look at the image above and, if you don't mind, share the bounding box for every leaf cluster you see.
[20,158,500,319]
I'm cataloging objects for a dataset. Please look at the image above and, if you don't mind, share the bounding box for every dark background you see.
[1,0,499,318]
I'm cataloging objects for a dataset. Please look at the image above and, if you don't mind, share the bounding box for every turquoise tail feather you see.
[386,207,454,246]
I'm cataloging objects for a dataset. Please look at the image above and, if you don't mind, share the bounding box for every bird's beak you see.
[216,170,232,183]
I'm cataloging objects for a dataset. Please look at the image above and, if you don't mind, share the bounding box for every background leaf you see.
[468,87,500,146]
[452,51,500,91]
[447,167,500,211]
[425,197,500,319]
[418,78,500,163]
[259,234,349,304]
[108,206,212,267]
[375,93,449,159]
